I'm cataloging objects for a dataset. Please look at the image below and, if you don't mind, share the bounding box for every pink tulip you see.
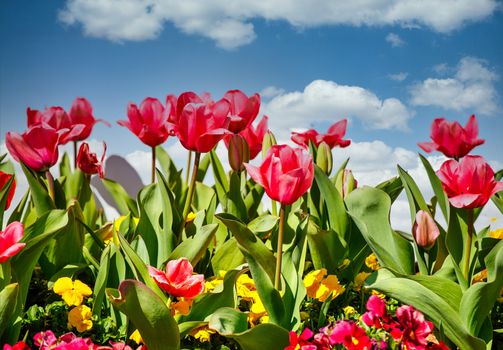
[175,99,231,153]
[148,258,204,299]
[0,171,16,210]
[418,115,484,159]
[68,97,109,141]
[291,119,351,149]
[224,115,269,160]
[77,142,106,178]
[27,106,85,145]
[413,210,440,250]
[223,90,260,134]
[6,124,60,172]
[244,144,314,205]
[437,155,503,209]
[396,305,433,349]
[118,97,174,147]
[0,221,25,263]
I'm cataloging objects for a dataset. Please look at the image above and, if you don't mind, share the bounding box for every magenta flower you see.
[148,258,205,298]
[0,171,16,210]
[284,328,317,350]
[361,295,387,328]
[27,106,84,145]
[291,119,351,149]
[68,97,109,141]
[77,142,106,178]
[329,321,371,350]
[0,222,25,264]
[396,305,433,349]
[224,90,260,134]
[225,115,269,160]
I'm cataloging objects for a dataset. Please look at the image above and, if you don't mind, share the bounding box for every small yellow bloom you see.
[204,270,226,292]
[114,215,139,233]
[304,268,327,298]
[53,277,92,306]
[171,297,193,316]
[236,273,257,301]
[186,212,197,222]
[365,253,380,271]
[129,329,143,344]
[304,269,345,302]
[248,291,268,326]
[67,305,93,332]
[353,272,371,291]
[191,326,216,343]
[343,306,356,318]
[490,228,503,239]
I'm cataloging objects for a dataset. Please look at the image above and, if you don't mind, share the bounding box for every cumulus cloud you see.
[388,72,408,82]
[59,0,499,49]
[386,33,405,47]
[410,57,500,115]
[262,80,413,140]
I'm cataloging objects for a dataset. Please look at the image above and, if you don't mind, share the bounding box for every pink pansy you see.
[361,295,387,328]
[244,144,314,205]
[223,90,260,134]
[437,155,503,209]
[0,222,25,264]
[418,115,484,159]
[329,321,371,350]
[413,210,440,250]
[284,328,318,350]
[2,341,29,350]
[34,330,58,349]
[291,119,350,149]
[396,305,433,350]
[148,258,205,298]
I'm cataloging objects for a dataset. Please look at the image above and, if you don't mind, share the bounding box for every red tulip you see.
[0,171,16,210]
[418,115,484,159]
[6,124,60,172]
[27,106,85,145]
[223,90,260,133]
[413,210,440,250]
[118,97,174,147]
[291,119,351,149]
[244,144,314,205]
[175,99,231,153]
[77,142,106,178]
[68,97,109,141]
[148,258,204,299]
[0,221,25,263]
[436,155,503,209]
[224,116,269,160]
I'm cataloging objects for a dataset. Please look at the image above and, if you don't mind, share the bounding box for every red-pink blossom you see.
[68,97,109,141]
[27,106,84,145]
[2,341,29,350]
[0,171,16,210]
[148,258,205,298]
[396,305,433,350]
[225,115,268,160]
[361,295,387,328]
[285,328,318,350]
[329,321,371,350]
[224,90,260,134]
[291,119,351,149]
[77,142,106,178]
[0,222,25,263]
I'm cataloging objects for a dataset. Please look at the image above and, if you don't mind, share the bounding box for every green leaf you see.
[0,283,19,339]
[247,215,278,235]
[208,307,249,335]
[376,176,403,203]
[419,154,450,222]
[7,191,29,225]
[346,187,415,275]
[93,244,111,316]
[227,171,247,222]
[397,165,431,225]
[102,178,138,216]
[210,149,230,210]
[226,323,290,350]
[21,163,55,216]
[168,223,218,266]
[0,175,15,227]
[107,280,179,350]
[306,219,347,274]
[211,238,246,273]
[157,170,181,247]
[244,183,265,218]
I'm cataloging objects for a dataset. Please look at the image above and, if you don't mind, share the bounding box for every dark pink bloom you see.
[0,222,25,263]
[175,99,231,153]
[244,144,314,205]
[27,106,84,145]
[118,97,174,147]
[224,90,260,134]
[173,91,212,122]
[437,155,503,208]
[77,142,106,178]
[361,295,387,328]
[2,341,29,350]
[413,210,440,250]
[6,124,60,172]
[0,171,16,210]
[329,321,371,350]
[396,305,433,349]
[68,97,109,141]
[285,328,317,350]
[34,330,58,348]
[93,342,133,350]
[225,115,268,160]
[418,115,484,159]
[148,258,205,298]
[291,119,351,149]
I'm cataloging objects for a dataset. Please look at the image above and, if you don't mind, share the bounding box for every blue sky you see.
[1,0,502,228]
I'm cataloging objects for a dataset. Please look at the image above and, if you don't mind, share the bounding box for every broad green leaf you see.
[168,223,218,266]
[196,152,211,182]
[210,149,229,210]
[193,182,217,224]
[247,215,278,235]
[208,307,248,335]
[102,178,138,216]
[419,154,450,222]
[376,176,403,203]
[21,163,55,216]
[0,175,15,227]
[7,191,29,225]
[227,171,247,222]
[244,183,265,218]
[306,219,347,274]
[107,280,179,350]
[397,165,430,224]
[59,152,72,178]
[157,170,181,246]
[93,244,111,316]
[226,323,290,350]
[211,238,246,273]
[346,187,414,275]
[0,283,18,339]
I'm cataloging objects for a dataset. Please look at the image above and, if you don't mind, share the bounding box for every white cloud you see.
[59,0,500,49]
[388,72,408,82]
[262,80,413,140]
[386,33,405,47]
[410,57,500,115]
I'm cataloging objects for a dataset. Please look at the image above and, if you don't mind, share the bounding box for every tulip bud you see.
[261,130,277,159]
[412,210,440,250]
[228,134,250,172]
[316,142,333,175]
[335,169,357,198]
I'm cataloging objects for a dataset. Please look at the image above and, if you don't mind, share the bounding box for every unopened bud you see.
[316,142,333,175]
[335,169,357,198]
[261,131,277,159]
[228,134,250,172]
[412,210,440,250]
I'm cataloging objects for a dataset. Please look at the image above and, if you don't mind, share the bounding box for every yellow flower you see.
[186,212,197,222]
[129,329,143,345]
[304,269,345,302]
[204,270,226,292]
[236,273,257,301]
[171,297,193,316]
[248,290,268,326]
[114,215,139,233]
[67,305,93,332]
[490,228,503,239]
[343,306,356,318]
[53,277,92,306]
[353,272,371,291]
[365,253,380,271]
[191,326,216,343]
[472,269,488,284]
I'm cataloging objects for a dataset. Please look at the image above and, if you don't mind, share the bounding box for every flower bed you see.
[1,91,502,349]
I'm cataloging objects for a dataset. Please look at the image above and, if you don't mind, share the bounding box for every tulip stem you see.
[73,141,78,170]
[46,170,55,202]
[151,146,156,183]
[464,209,474,282]
[274,204,286,291]
[186,151,193,185]
[180,152,200,235]
[271,200,277,217]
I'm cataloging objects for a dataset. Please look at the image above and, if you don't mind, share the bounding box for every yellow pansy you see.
[248,291,268,326]
[171,297,193,316]
[67,305,93,332]
[490,228,503,239]
[304,269,345,302]
[205,270,226,292]
[343,306,357,318]
[304,268,327,298]
[186,212,197,222]
[365,253,380,271]
[353,272,371,291]
[129,329,143,344]
[191,326,216,343]
[114,215,139,233]
[236,273,257,301]
[53,277,92,306]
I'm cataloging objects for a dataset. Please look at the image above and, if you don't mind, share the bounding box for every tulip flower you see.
[291,119,351,149]
[240,115,269,160]
[413,210,440,250]
[227,134,250,172]
[436,155,503,209]
[171,91,212,122]
[0,221,25,263]
[27,106,85,145]
[244,144,314,205]
[68,97,109,141]
[6,124,60,172]
[335,169,357,199]
[148,258,205,299]
[0,171,16,210]
[77,142,106,178]
[223,90,260,134]
[418,115,484,159]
